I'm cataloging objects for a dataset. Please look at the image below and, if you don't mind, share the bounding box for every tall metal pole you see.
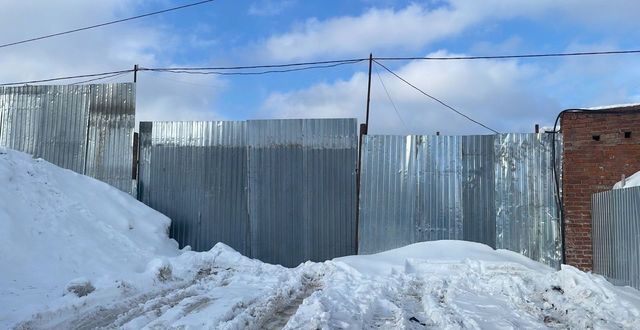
[356,53,373,254]
[133,64,139,83]
[365,53,373,129]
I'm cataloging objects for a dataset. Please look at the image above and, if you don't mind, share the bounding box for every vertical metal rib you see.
[358,133,561,268]
[0,84,133,194]
[592,186,640,289]
[138,121,249,255]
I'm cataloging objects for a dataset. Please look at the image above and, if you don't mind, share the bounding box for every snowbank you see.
[2,147,640,329]
[614,170,640,189]
[0,148,180,327]
[285,242,640,329]
[335,240,550,275]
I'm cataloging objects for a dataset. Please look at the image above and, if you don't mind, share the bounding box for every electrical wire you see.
[3,46,640,86]
[373,60,500,134]
[142,59,366,75]
[375,67,408,131]
[0,0,216,49]
[144,58,369,71]
[375,49,640,61]
[71,72,129,85]
[0,69,134,86]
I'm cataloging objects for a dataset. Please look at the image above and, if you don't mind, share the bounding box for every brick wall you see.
[562,106,640,270]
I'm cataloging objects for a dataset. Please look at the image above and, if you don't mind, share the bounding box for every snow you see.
[2,147,640,329]
[583,102,640,110]
[0,148,179,327]
[614,170,640,189]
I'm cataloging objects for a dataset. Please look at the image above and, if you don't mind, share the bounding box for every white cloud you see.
[260,38,640,135]
[260,51,563,135]
[0,0,224,126]
[260,4,473,61]
[258,0,640,61]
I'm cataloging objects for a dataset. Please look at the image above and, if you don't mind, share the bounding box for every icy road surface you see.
[1,147,639,329]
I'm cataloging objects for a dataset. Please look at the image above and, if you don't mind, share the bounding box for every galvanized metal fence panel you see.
[248,120,305,266]
[359,133,561,268]
[138,121,249,255]
[85,84,135,193]
[0,83,135,194]
[592,186,640,289]
[248,119,357,266]
[462,135,496,246]
[358,135,419,253]
[417,136,464,242]
[138,119,357,267]
[494,133,561,268]
[0,85,91,173]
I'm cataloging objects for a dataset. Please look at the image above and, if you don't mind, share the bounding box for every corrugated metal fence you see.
[359,133,562,268]
[138,119,358,267]
[0,84,135,193]
[592,187,640,289]
[0,83,564,268]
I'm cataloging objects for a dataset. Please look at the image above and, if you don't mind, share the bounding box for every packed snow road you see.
[11,242,640,329]
[1,148,640,329]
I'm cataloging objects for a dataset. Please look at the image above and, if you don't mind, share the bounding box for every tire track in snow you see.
[217,271,324,330]
[14,266,235,330]
[260,275,322,329]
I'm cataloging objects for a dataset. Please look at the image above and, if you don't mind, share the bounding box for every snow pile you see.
[2,147,640,329]
[288,242,640,329]
[15,243,325,329]
[614,170,640,189]
[0,148,180,327]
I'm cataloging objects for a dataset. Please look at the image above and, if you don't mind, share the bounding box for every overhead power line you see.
[374,67,407,131]
[0,69,133,86]
[71,72,130,85]
[142,59,367,75]
[143,58,369,71]
[0,0,216,49]
[373,60,500,134]
[375,49,640,61]
[2,46,640,86]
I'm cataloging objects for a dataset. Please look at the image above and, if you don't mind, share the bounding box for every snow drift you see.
[1,147,640,329]
[0,147,180,327]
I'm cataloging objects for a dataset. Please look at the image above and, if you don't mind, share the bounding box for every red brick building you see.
[561,105,640,270]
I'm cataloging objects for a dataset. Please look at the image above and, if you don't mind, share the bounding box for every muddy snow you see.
[2,147,640,329]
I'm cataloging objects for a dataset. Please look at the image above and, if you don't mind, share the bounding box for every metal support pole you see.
[356,54,373,254]
[365,53,373,128]
[133,64,139,83]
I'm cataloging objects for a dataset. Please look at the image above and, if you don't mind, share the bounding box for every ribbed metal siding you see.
[359,135,466,254]
[359,133,561,268]
[0,84,134,194]
[462,135,496,246]
[494,133,561,268]
[84,84,135,194]
[303,119,358,262]
[138,121,249,255]
[138,119,357,266]
[248,119,357,267]
[359,136,418,254]
[417,136,464,241]
[592,187,640,289]
[0,85,90,173]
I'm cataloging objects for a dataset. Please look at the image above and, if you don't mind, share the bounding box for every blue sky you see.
[1,0,640,134]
